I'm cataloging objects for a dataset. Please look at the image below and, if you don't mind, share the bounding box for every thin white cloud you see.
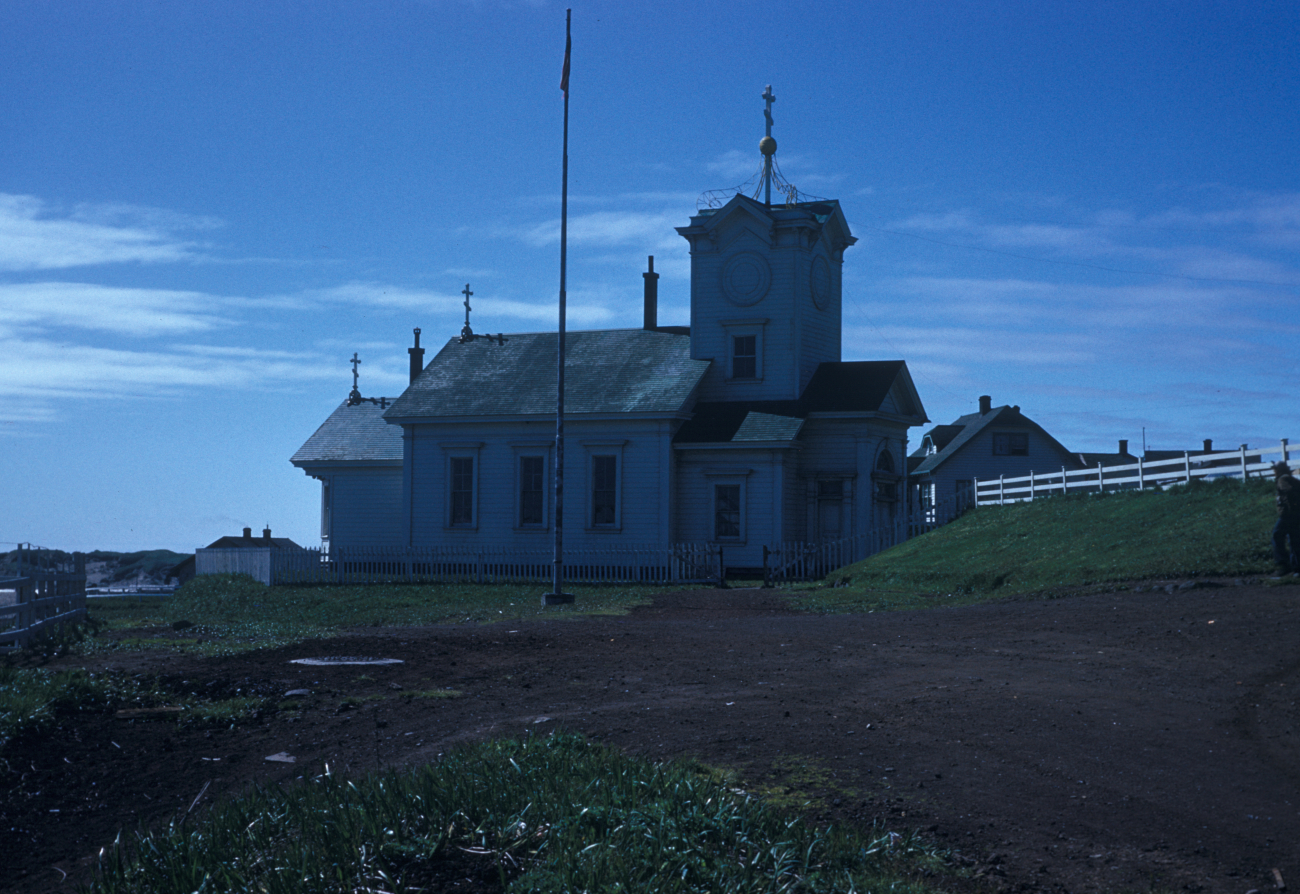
[0,337,335,403]
[521,211,683,251]
[0,282,233,336]
[0,193,210,271]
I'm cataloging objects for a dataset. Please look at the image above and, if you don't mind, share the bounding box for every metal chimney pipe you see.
[408,328,425,385]
[643,256,659,330]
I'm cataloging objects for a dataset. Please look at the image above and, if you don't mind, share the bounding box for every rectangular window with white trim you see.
[591,455,617,527]
[714,483,742,539]
[449,456,475,527]
[518,455,545,527]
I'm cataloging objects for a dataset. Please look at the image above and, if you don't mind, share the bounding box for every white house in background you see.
[908,396,1082,521]
[293,130,929,569]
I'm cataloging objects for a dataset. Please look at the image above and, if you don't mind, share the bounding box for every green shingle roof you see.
[291,400,404,466]
[384,329,709,420]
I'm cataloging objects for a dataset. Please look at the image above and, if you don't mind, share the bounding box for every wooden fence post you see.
[1029,471,1035,501]
[1239,444,1248,481]
[1097,461,1104,493]
[1060,466,1066,496]
[1284,438,1291,466]
[1138,455,1145,491]
[999,474,1005,505]
[1184,451,1191,484]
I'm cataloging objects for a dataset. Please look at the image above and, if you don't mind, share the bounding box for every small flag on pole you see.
[560,20,571,97]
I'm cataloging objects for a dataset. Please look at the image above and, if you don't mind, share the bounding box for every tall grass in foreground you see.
[89,733,940,894]
[87,576,656,656]
[804,477,1277,613]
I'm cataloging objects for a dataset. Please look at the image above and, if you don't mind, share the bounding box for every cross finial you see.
[762,84,775,137]
[350,352,361,390]
[460,283,474,340]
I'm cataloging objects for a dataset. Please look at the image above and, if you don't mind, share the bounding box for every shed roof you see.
[675,360,922,445]
[291,399,404,466]
[384,329,709,420]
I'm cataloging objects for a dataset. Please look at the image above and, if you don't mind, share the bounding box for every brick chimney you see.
[1119,439,1129,455]
[978,395,992,415]
[242,527,252,540]
[408,328,425,385]
[262,527,272,542]
[643,256,659,330]
[1203,438,1213,453]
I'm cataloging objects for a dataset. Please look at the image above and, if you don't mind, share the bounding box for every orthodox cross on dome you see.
[760,85,777,207]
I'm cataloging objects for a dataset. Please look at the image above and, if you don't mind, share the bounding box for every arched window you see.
[873,448,898,503]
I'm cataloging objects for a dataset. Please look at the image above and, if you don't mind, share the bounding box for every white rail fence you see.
[975,438,1294,507]
[0,546,87,650]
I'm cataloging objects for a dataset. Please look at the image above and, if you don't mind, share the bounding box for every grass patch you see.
[88,732,943,894]
[0,667,270,761]
[752,755,858,813]
[0,666,126,755]
[85,575,656,657]
[802,477,1277,612]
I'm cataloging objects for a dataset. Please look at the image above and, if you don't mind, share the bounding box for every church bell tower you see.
[676,86,856,403]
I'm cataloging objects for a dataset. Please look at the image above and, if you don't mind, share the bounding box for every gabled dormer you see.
[677,194,855,402]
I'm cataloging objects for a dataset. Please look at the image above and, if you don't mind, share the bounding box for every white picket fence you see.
[0,546,87,650]
[262,542,725,586]
[975,438,1295,506]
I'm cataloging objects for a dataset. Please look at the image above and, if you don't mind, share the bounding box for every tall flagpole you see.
[545,9,575,605]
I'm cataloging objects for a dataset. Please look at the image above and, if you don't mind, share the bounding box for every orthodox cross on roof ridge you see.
[456,282,508,346]
[347,352,363,405]
[460,283,474,341]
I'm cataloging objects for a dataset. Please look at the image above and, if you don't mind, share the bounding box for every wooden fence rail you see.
[0,545,87,650]
[974,438,1294,507]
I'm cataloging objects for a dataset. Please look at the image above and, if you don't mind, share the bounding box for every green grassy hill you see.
[804,476,1280,612]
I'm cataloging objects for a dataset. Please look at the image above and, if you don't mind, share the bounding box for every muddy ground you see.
[3,581,1299,894]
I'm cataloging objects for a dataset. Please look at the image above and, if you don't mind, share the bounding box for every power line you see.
[859,223,1299,290]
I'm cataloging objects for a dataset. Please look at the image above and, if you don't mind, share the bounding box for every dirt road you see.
[4,581,1298,893]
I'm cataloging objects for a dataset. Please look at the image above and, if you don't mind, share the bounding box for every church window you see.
[732,335,757,379]
[721,318,766,382]
[992,432,1029,456]
[591,455,618,527]
[519,455,545,526]
[714,484,742,539]
[873,450,898,503]
[449,457,475,526]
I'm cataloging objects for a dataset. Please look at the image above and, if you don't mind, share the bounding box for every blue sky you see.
[2,0,1297,553]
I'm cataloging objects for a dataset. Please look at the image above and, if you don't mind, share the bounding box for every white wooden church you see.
[292,100,929,573]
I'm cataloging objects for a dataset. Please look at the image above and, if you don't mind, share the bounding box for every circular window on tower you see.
[721,252,771,307]
[810,256,832,310]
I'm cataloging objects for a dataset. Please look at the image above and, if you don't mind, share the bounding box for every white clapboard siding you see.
[407,418,674,551]
[330,468,403,547]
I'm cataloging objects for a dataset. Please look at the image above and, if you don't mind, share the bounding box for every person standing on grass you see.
[1272,461,1300,577]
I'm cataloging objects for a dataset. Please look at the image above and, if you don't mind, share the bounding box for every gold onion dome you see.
[759,135,777,156]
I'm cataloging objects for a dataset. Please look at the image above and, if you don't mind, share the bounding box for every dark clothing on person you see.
[1274,473,1300,573]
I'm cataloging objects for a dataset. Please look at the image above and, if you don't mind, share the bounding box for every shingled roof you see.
[291,399,404,466]
[384,329,709,421]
